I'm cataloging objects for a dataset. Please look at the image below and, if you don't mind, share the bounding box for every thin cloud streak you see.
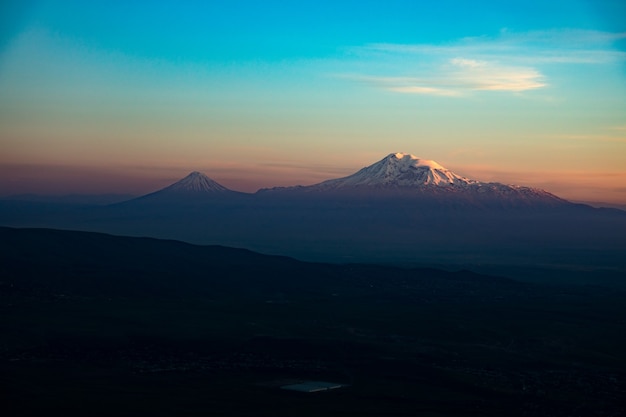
[342,29,624,97]
[447,58,546,91]
[366,29,626,64]
[347,58,546,95]
[388,85,462,96]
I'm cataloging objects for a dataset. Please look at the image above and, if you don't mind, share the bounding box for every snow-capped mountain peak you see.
[315,152,477,189]
[257,152,568,207]
[161,171,230,193]
[389,153,445,170]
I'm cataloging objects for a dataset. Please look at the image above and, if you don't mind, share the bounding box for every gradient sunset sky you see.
[1,1,625,203]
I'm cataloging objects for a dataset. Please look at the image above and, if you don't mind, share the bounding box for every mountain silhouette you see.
[0,153,624,272]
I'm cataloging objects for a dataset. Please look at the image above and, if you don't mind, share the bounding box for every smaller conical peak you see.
[165,171,230,193]
[387,153,446,171]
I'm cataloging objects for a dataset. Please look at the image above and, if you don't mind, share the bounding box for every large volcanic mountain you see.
[260,153,567,208]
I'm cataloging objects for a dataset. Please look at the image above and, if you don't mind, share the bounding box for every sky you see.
[1,0,625,203]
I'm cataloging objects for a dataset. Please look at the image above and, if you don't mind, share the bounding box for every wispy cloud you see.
[387,85,462,96]
[367,29,626,64]
[342,29,625,97]
[447,58,545,92]
[349,58,545,96]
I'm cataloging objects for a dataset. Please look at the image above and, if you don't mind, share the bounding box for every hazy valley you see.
[2,226,625,417]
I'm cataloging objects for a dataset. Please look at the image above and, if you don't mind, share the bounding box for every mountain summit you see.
[161,171,230,193]
[316,153,477,188]
[132,171,239,203]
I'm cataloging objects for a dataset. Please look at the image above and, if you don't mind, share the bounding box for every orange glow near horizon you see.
[2,159,626,207]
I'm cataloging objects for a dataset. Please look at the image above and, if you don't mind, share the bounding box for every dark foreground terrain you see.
[1,227,625,416]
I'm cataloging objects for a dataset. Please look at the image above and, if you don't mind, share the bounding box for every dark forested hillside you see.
[1,227,625,417]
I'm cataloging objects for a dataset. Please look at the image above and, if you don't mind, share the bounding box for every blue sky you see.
[1,1,625,203]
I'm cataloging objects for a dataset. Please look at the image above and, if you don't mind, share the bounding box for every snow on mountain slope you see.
[315,153,477,188]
